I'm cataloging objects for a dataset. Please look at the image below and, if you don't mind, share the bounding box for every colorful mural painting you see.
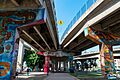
[84,27,119,79]
[100,43,115,78]
[0,15,25,79]
[44,56,50,74]
[0,9,45,80]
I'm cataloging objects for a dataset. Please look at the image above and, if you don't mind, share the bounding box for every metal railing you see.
[61,0,97,41]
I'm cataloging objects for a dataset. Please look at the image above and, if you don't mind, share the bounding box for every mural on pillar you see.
[0,15,26,79]
[0,16,20,79]
[0,9,44,79]
[84,27,120,78]
[100,43,115,77]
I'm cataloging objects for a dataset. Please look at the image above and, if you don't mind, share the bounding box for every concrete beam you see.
[46,19,57,49]
[74,40,93,51]
[22,30,45,51]
[70,37,87,50]
[11,0,19,6]
[33,26,51,50]
[35,0,41,6]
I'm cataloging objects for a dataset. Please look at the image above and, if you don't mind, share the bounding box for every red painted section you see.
[37,51,44,55]
[44,56,50,74]
[19,19,45,28]
[37,52,50,74]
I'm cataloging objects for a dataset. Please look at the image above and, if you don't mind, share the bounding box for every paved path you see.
[44,73,79,80]
[16,72,79,80]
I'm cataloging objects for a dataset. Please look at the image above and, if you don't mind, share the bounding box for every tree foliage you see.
[23,50,45,69]
[36,55,45,69]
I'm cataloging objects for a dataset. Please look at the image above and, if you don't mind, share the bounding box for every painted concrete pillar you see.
[44,56,50,74]
[68,61,70,69]
[84,27,118,78]
[70,61,73,68]
[52,63,54,72]
[38,52,50,74]
[0,17,21,80]
[55,60,58,72]
[63,61,66,71]
[66,61,69,72]
[65,61,67,72]
[100,43,115,77]
[0,8,45,80]
[58,61,61,71]
[80,60,84,71]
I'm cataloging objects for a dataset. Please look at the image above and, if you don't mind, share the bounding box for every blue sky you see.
[54,0,87,41]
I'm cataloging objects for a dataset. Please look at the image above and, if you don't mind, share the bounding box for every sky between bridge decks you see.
[54,0,88,41]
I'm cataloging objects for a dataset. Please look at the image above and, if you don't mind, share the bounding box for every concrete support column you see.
[63,61,66,72]
[70,61,73,68]
[44,56,50,74]
[81,60,84,71]
[100,43,115,77]
[65,61,68,72]
[51,63,54,72]
[61,61,63,71]
[55,61,58,72]
[74,60,77,70]
[58,61,61,71]
[16,39,24,72]
[66,61,69,72]
[84,27,117,78]
[57,61,59,71]
[0,25,20,80]
[67,61,70,69]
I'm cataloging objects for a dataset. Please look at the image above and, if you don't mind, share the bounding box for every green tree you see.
[24,50,45,70]
[24,50,38,69]
[36,55,45,68]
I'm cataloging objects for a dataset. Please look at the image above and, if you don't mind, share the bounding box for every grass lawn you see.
[70,71,104,79]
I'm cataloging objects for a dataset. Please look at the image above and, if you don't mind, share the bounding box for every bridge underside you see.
[18,20,57,51]
[62,9,120,55]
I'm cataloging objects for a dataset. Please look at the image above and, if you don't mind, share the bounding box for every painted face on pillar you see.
[0,62,10,77]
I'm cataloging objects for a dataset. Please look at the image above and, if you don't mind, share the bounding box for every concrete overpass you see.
[16,0,59,51]
[0,0,59,52]
[0,0,120,79]
[0,0,59,79]
[61,0,120,54]
[60,0,120,78]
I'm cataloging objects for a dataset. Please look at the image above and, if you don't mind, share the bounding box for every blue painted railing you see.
[61,0,97,41]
